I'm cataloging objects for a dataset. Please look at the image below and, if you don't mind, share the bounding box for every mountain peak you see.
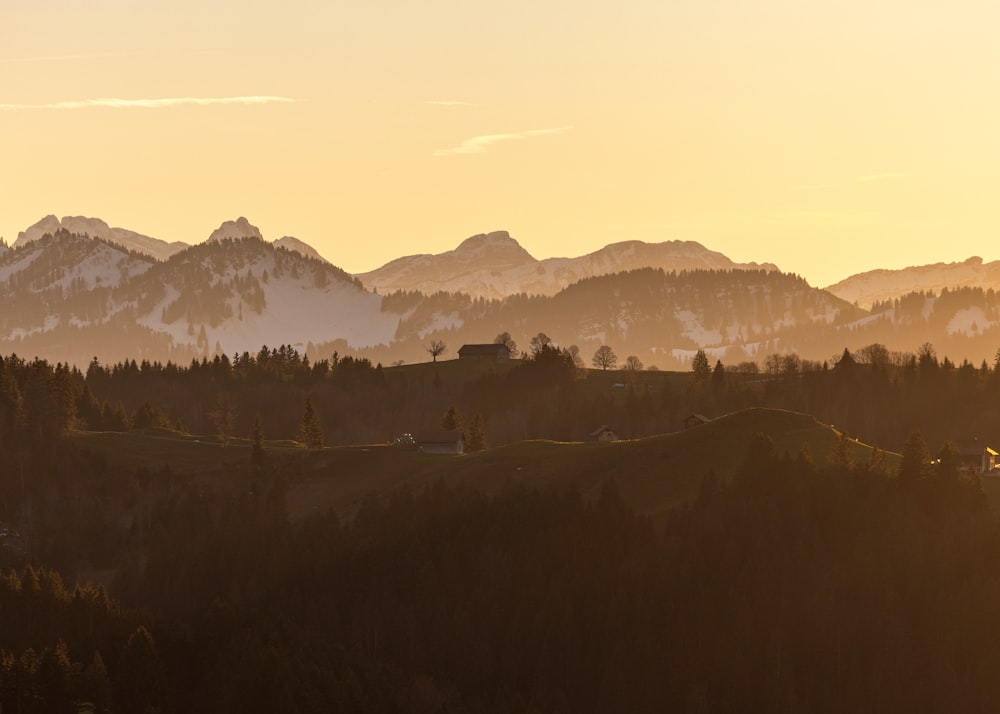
[207,217,263,242]
[14,215,62,247]
[453,230,536,262]
[13,214,186,261]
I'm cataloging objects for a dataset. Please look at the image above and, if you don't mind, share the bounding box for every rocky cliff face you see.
[206,217,264,242]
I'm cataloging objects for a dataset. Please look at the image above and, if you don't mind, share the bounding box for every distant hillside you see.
[70,407,894,522]
[357,230,779,299]
[826,256,1000,309]
[285,406,890,521]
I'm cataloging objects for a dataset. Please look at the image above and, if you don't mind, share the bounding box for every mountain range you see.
[355,230,780,299]
[3,214,1000,369]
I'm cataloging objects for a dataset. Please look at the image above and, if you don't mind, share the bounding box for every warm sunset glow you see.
[2,0,998,286]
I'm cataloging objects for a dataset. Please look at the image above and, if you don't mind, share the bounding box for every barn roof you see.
[458,344,510,358]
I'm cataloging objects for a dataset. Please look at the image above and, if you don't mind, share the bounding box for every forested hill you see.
[0,383,994,711]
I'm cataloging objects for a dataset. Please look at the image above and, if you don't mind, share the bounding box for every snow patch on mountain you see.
[676,309,723,346]
[416,312,463,339]
[7,315,61,341]
[947,307,994,336]
[50,242,153,291]
[0,249,45,284]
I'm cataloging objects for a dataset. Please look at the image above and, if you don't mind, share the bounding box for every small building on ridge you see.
[458,344,510,361]
[416,430,464,455]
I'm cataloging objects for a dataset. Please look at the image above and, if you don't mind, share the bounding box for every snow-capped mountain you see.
[356,231,779,299]
[825,256,1000,309]
[14,214,334,269]
[14,215,187,262]
[0,232,399,365]
[7,219,1000,370]
[131,236,396,353]
[0,230,155,292]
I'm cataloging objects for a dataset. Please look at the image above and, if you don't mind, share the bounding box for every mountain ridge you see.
[357,232,780,299]
[824,256,1000,309]
[14,215,187,262]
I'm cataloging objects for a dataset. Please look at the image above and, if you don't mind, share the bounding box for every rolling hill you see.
[70,407,897,522]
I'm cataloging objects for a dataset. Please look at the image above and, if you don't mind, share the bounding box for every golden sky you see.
[2,0,998,287]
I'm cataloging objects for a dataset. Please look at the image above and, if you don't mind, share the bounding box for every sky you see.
[1,0,998,287]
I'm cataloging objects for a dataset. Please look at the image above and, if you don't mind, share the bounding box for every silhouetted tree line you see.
[9,337,1000,459]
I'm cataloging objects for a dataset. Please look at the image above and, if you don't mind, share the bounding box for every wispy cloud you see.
[425,100,476,107]
[855,172,907,183]
[0,96,295,111]
[434,126,574,157]
[2,50,223,64]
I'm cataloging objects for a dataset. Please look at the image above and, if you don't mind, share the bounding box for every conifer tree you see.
[442,406,464,432]
[114,626,165,714]
[465,413,488,452]
[251,414,265,466]
[711,359,726,389]
[899,430,930,481]
[936,441,961,481]
[82,650,113,713]
[830,432,853,472]
[691,350,711,380]
[298,398,324,450]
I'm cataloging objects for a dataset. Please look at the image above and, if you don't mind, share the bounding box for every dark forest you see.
[2,344,1000,711]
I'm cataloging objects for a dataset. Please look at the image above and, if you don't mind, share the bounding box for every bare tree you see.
[426,340,447,362]
[567,345,585,369]
[529,333,553,357]
[493,331,519,358]
[592,345,617,370]
[624,355,644,371]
